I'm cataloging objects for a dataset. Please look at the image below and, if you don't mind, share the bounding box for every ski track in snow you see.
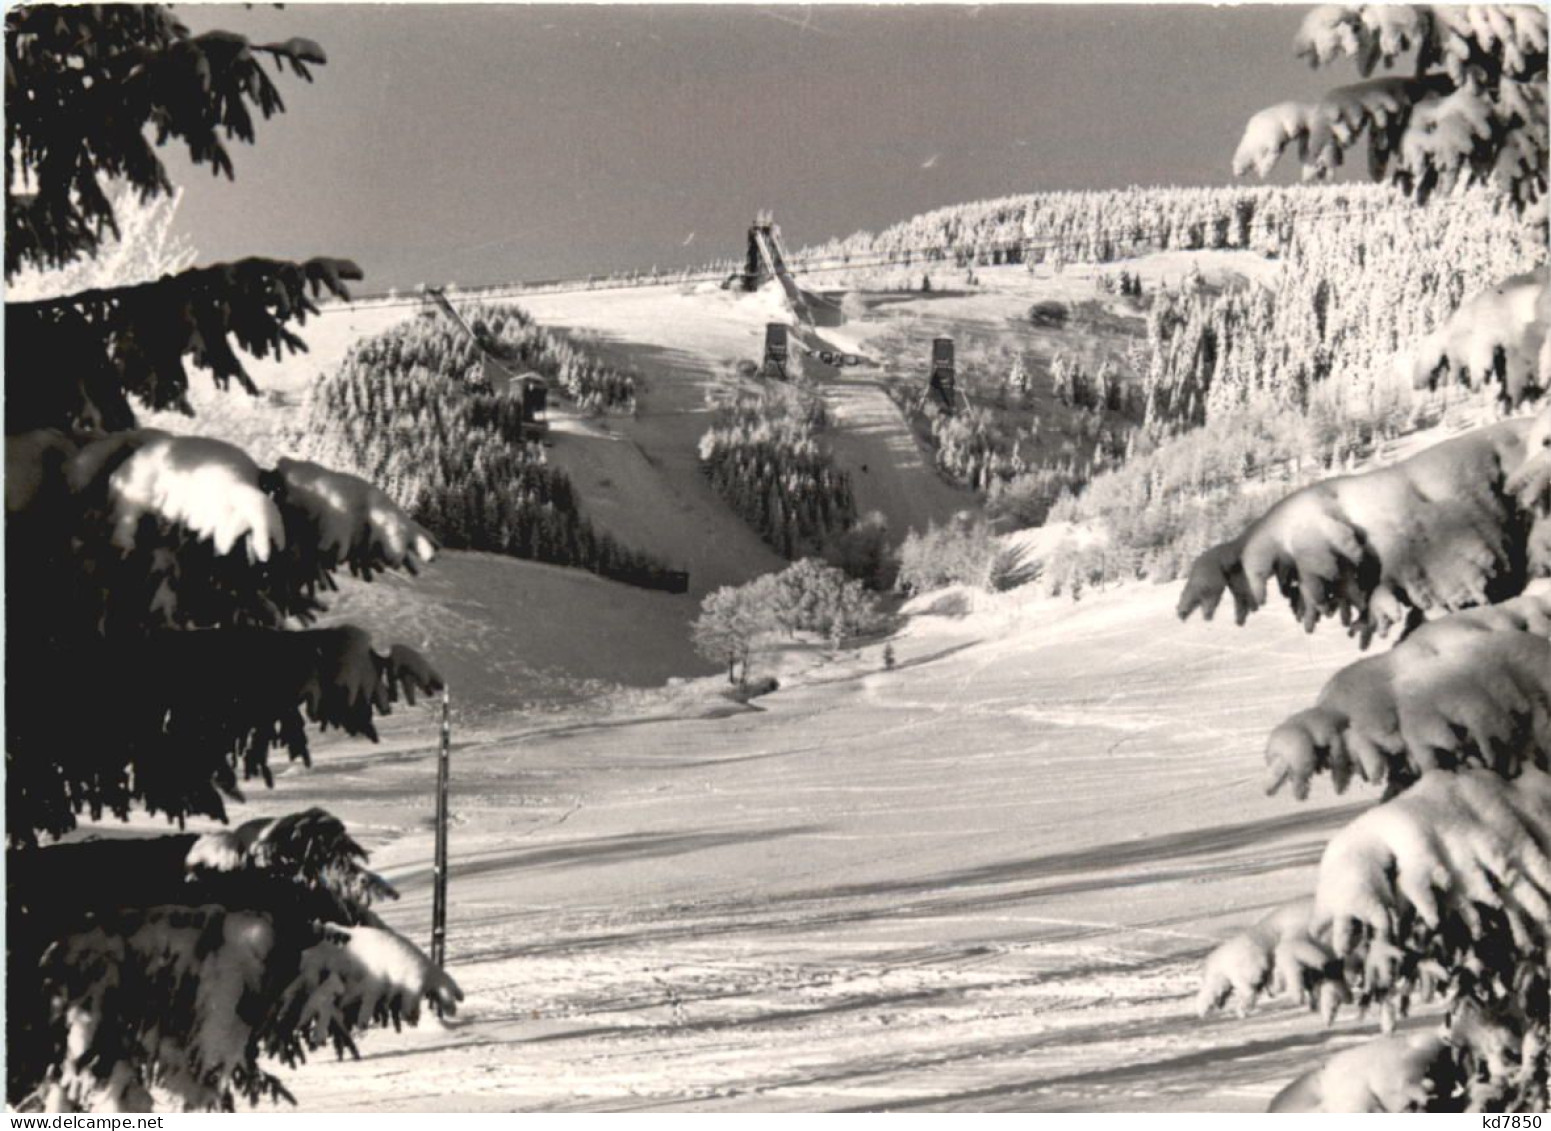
[263,581,1385,1112]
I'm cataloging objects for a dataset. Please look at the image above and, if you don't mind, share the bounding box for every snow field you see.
[264,581,1396,1111]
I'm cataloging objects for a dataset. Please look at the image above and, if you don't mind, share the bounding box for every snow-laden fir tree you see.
[1184,4,1548,1112]
[1235,4,1546,211]
[6,6,460,1110]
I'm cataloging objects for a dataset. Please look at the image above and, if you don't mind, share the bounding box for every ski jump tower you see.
[732,211,812,324]
[737,211,790,290]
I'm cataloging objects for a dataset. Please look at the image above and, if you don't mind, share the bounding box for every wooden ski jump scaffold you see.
[731,211,813,325]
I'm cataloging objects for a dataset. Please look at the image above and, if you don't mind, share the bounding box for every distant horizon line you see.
[331,177,1388,299]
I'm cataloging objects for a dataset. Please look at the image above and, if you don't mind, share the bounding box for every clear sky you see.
[170,4,1331,292]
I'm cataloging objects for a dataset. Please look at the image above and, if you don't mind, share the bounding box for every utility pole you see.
[431,687,452,968]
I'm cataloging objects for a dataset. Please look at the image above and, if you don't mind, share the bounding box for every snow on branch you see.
[1428,5,1549,83]
[188,808,400,917]
[1407,269,1551,408]
[20,429,438,630]
[67,430,285,562]
[1400,80,1547,206]
[1269,1004,1544,1110]
[1295,5,1548,81]
[1267,1032,1449,1112]
[1314,768,1551,958]
[37,907,282,1111]
[273,458,439,580]
[1232,75,1447,181]
[1265,587,1551,797]
[274,924,464,1060]
[1200,771,1551,1103]
[1242,5,1547,207]
[6,425,444,840]
[9,809,452,1111]
[1294,6,1426,73]
[1178,410,1549,643]
[1195,898,1350,1020]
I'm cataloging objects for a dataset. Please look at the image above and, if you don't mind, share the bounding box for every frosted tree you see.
[6,6,459,1111]
[1050,353,1076,407]
[1406,267,1550,407]
[6,183,196,301]
[1183,6,1549,1110]
[692,579,779,687]
[1005,354,1033,405]
[691,560,884,683]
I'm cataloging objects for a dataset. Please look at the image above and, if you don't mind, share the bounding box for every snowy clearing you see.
[112,248,1411,1112]
[255,580,1398,1112]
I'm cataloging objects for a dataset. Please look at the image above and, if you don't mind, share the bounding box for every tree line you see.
[795,183,1396,271]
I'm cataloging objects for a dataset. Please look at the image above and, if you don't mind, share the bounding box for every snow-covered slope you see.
[516,255,1272,554]
[254,579,1389,1112]
[518,280,974,566]
[142,245,1283,579]
[92,250,1470,1112]
[318,550,713,719]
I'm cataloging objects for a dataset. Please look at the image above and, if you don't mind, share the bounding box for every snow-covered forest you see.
[1138,189,1542,429]
[1033,185,1545,595]
[814,179,1546,602]
[798,183,1388,271]
[824,181,1544,554]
